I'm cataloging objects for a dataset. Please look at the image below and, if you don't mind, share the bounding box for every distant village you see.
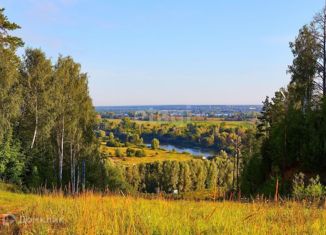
[96,105,261,122]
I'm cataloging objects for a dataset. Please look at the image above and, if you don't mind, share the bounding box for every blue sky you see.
[2,0,325,105]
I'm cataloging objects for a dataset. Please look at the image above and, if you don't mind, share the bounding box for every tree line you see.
[110,152,234,195]
[242,6,326,197]
[99,117,256,154]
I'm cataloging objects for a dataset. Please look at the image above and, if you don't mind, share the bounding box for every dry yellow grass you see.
[0,188,325,235]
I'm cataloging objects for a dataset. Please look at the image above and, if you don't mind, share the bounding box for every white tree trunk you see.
[31,98,38,149]
[70,141,75,194]
[59,115,64,189]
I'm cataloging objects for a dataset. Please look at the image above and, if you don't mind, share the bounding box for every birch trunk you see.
[59,115,64,189]
[76,164,80,194]
[236,145,240,192]
[31,97,38,149]
[70,141,74,194]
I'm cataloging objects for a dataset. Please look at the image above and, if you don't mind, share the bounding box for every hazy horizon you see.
[2,0,325,105]
[95,104,263,107]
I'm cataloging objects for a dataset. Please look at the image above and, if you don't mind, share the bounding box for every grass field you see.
[0,185,325,234]
[100,146,195,165]
[104,118,255,129]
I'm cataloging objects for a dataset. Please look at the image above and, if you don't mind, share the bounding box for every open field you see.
[103,118,255,129]
[0,185,325,234]
[100,146,195,165]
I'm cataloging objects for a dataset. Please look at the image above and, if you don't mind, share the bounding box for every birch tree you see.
[20,48,53,149]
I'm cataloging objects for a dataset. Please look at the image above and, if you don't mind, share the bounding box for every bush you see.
[126,148,136,157]
[0,133,25,185]
[115,148,123,157]
[292,173,325,200]
[106,140,122,147]
[305,176,324,200]
[292,173,306,200]
[125,148,146,157]
[106,132,122,147]
[0,181,21,193]
[135,149,146,157]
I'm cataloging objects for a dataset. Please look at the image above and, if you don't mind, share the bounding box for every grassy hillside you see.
[0,186,325,234]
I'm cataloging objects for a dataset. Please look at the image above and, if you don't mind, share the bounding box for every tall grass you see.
[0,189,325,234]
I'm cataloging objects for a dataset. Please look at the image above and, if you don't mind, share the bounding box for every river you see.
[147,143,218,158]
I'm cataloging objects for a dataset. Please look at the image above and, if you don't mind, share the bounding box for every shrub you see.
[292,172,305,200]
[115,148,123,157]
[106,139,122,147]
[305,176,324,200]
[126,148,136,157]
[0,133,25,185]
[135,149,146,157]
[292,173,325,200]
[105,132,122,147]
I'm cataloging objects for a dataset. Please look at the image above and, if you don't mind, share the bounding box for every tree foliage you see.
[244,7,326,196]
[0,9,100,192]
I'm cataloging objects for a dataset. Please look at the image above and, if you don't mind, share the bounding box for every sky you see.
[1,0,325,106]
